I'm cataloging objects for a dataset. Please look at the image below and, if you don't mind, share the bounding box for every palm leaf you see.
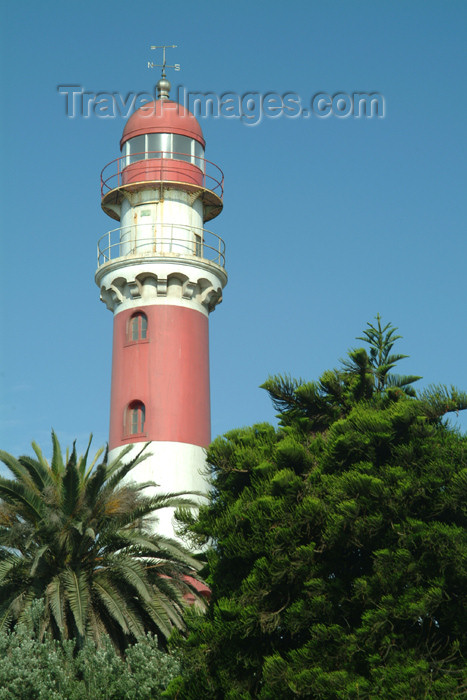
[17,456,53,492]
[142,596,179,639]
[63,569,89,637]
[31,441,49,469]
[0,452,38,491]
[105,444,139,480]
[0,590,29,631]
[81,444,104,484]
[16,591,36,627]
[85,605,107,648]
[46,575,65,632]
[94,574,153,642]
[84,462,108,510]
[77,434,93,482]
[0,554,24,582]
[30,544,49,576]
[105,448,151,492]
[110,555,153,603]
[0,477,44,522]
[51,431,65,477]
[62,458,80,517]
[112,493,199,531]
[93,577,131,635]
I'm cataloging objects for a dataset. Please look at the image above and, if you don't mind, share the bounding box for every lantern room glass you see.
[123,134,205,168]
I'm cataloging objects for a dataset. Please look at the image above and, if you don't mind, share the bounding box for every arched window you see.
[126,401,145,436]
[128,312,148,342]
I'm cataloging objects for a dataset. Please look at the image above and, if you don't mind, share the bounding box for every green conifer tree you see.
[168,320,467,699]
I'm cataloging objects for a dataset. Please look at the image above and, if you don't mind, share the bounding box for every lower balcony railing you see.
[97,223,225,269]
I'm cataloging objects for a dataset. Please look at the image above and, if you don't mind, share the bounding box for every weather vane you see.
[148,44,180,78]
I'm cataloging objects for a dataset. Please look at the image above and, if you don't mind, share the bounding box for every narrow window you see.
[194,140,205,170]
[122,141,130,168]
[147,133,163,158]
[194,233,202,257]
[129,135,146,164]
[140,314,148,339]
[173,134,192,163]
[127,401,145,435]
[128,312,148,342]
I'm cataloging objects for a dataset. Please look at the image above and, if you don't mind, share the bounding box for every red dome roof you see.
[120,100,205,150]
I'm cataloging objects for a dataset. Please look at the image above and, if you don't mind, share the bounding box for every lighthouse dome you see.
[116,99,208,197]
[120,100,205,149]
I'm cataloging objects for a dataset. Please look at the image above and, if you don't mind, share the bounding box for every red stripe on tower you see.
[109,305,211,450]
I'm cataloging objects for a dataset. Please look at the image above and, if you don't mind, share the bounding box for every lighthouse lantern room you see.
[95,58,227,540]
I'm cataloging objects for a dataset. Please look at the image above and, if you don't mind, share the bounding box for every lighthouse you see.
[95,63,226,540]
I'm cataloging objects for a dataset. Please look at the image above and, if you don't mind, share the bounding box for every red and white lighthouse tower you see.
[95,67,226,539]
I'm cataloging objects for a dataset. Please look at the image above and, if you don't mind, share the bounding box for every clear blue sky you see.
[1,0,466,464]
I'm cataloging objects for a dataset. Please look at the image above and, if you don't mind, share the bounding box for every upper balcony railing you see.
[101,151,224,200]
[97,222,226,269]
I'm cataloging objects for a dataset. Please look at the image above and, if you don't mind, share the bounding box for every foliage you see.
[0,433,204,650]
[168,319,467,699]
[355,314,421,395]
[0,601,179,699]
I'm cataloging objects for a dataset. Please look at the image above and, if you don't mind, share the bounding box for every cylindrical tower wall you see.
[119,189,204,257]
[109,303,210,451]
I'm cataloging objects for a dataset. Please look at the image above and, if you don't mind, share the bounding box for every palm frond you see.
[13,591,35,627]
[0,590,29,631]
[77,434,94,482]
[0,599,14,631]
[30,544,49,576]
[142,593,181,638]
[46,575,65,633]
[19,456,54,493]
[62,458,80,517]
[105,446,151,491]
[84,462,108,510]
[114,493,200,530]
[63,568,89,637]
[0,477,44,522]
[0,554,24,582]
[31,441,49,468]
[109,555,153,603]
[93,577,132,635]
[105,444,142,480]
[51,430,66,477]
[93,574,155,641]
[0,452,38,491]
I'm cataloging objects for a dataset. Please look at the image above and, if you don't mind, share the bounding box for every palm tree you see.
[0,432,205,650]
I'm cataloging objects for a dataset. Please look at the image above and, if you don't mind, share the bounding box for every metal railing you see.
[97,222,225,268]
[101,151,224,199]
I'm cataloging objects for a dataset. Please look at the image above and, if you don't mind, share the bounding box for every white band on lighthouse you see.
[109,441,208,541]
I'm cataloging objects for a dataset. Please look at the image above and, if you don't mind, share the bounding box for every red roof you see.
[183,574,211,598]
[120,100,205,150]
